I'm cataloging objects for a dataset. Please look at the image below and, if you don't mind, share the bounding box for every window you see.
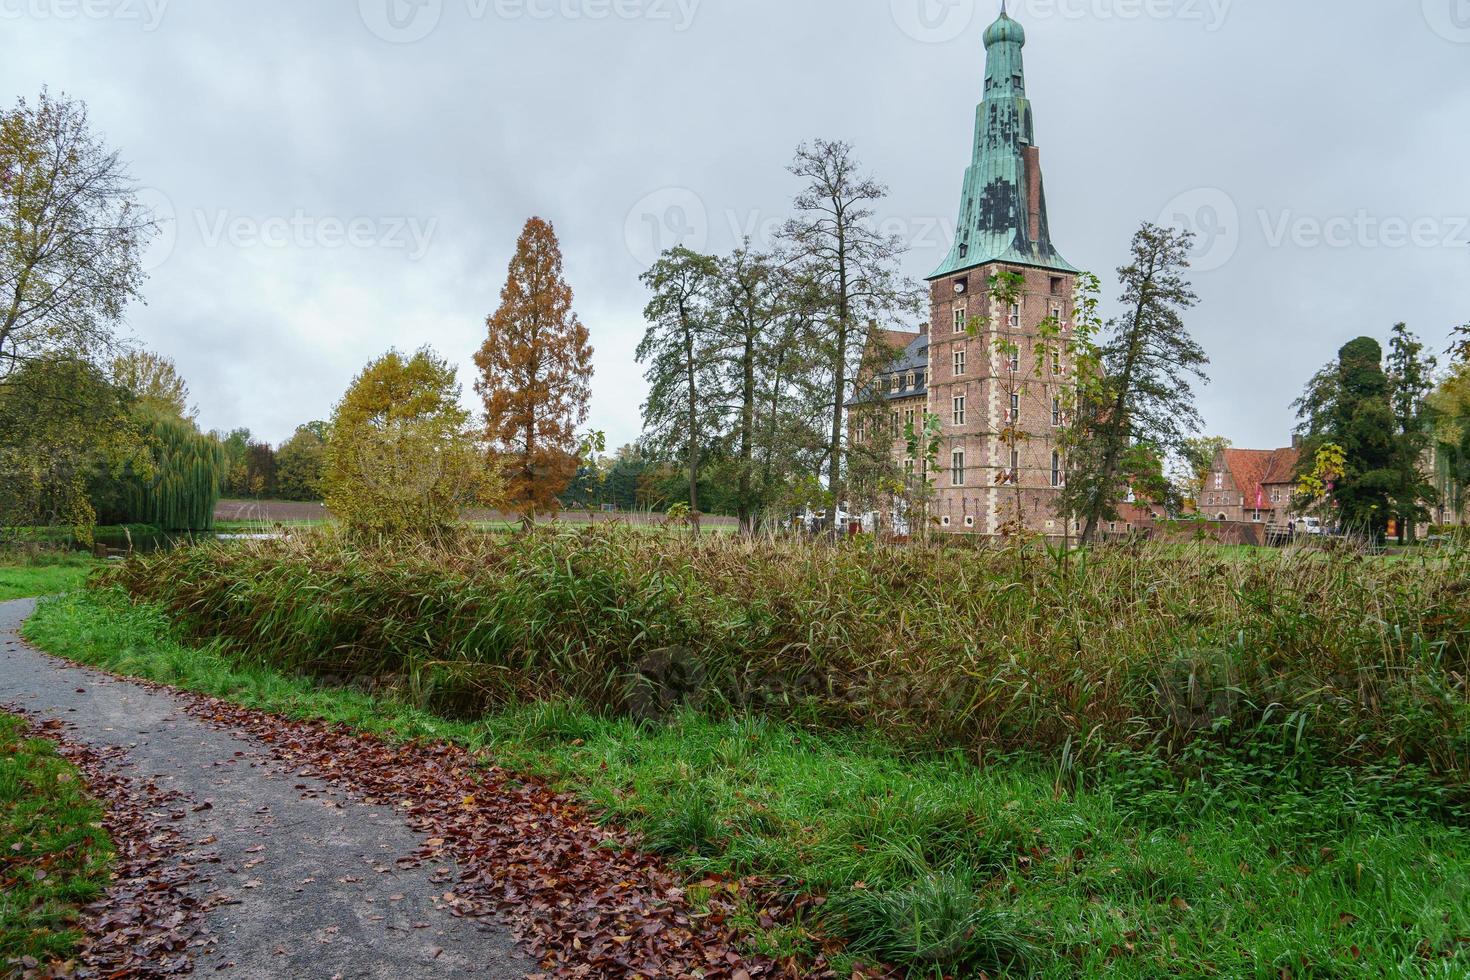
[890,411,900,438]
[953,395,966,426]
[887,375,897,394]
[953,307,967,334]
[953,349,967,376]
[1009,393,1020,421]
[1052,397,1063,427]
[1008,301,1021,329]
[1214,472,1224,490]
[1051,352,1062,376]
[855,420,866,443]
[1008,347,1020,373]
[1051,451,1063,488]
[904,459,915,480]
[1271,489,1281,504]
[951,450,965,486]
[904,409,916,431]
[905,372,915,389]
[1010,447,1020,484]
[1050,276,1064,296]
[1052,304,1064,330]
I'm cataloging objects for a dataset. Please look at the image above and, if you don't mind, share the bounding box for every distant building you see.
[854,8,1076,535]
[1201,447,1301,525]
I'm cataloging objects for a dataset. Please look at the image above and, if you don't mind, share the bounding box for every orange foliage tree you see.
[475,217,593,523]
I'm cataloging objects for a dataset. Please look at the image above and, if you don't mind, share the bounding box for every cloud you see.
[3,0,1465,451]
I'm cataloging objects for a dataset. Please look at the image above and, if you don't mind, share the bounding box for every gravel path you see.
[0,598,533,979]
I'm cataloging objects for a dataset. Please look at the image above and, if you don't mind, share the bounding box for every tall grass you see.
[103,528,1470,786]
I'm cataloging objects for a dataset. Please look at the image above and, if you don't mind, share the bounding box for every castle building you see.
[862,7,1078,535]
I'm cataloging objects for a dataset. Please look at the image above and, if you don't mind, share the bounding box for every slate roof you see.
[849,332,929,406]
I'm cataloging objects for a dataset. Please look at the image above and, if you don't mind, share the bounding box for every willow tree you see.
[475,217,593,526]
[122,411,228,531]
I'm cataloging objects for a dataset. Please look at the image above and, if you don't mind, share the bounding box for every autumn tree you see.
[1,91,155,381]
[780,140,918,533]
[1075,224,1209,543]
[0,357,145,541]
[324,348,498,537]
[275,423,328,501]
[637,247,720,533]
[113,350,192,419]
[476,217,593,525]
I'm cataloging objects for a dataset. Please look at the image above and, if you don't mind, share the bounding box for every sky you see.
[5,0,1468,452]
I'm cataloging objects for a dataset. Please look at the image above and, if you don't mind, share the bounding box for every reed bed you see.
[104,528,1470,785]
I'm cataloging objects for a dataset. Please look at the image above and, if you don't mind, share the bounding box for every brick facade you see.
[924,266,1075,534]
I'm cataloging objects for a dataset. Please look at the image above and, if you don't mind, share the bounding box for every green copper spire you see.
[929,8,1076,280]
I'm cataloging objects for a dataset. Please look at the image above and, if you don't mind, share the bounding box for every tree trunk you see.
[682,310,701,536]
[827,224,850,540]
[738,330,756,535]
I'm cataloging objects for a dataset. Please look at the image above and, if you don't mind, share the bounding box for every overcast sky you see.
[6,0,1468,451]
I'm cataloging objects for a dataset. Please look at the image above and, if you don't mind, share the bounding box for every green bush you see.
[103,528,1470,788]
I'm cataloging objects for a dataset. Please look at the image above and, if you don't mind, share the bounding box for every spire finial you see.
[1000,0,1007,14]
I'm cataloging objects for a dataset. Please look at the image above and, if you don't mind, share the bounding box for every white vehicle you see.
[1289,516,1326,536]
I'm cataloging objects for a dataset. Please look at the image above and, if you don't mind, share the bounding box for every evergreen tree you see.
[475,217,593,525]
[1076,224,1209,543]
[1296,337,1398,540]
[1385,323,1437,541]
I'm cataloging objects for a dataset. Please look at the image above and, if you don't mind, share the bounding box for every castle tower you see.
[925,7,1077,536]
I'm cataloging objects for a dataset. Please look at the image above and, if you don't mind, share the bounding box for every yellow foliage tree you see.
[323,348,500,537]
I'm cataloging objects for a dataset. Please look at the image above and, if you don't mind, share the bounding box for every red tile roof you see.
[1222,447,1300,510]
[874,329,921,352]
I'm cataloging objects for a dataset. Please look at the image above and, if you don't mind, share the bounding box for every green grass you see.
[24,587,1470,977]
[0,712,113,969]
[0,554,98,601]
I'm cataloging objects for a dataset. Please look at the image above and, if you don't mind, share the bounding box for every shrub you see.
[104,529,1470,787]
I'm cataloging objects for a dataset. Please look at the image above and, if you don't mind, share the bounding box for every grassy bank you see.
[102,529,1470,785]
[0,553,98,602]
[26,586,1470,977]
[0,712,113,969]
